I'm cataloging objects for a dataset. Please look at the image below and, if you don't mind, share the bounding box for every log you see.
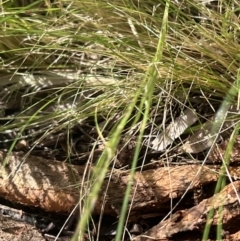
[0,151,236,216]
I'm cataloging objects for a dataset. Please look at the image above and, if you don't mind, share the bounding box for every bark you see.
[0,151,84,213]
[0,214,45,241]
[134,180,240,241]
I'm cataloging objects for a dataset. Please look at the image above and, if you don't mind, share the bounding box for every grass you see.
[1,0,240,240]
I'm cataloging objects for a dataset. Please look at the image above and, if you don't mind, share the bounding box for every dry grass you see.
[1,0,240,240]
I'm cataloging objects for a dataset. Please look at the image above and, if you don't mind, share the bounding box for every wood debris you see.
[134,181,240,241]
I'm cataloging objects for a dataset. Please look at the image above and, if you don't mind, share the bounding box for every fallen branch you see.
[0,151,236,217]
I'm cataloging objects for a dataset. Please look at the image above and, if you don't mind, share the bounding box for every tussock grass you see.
[1,0,240,240]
